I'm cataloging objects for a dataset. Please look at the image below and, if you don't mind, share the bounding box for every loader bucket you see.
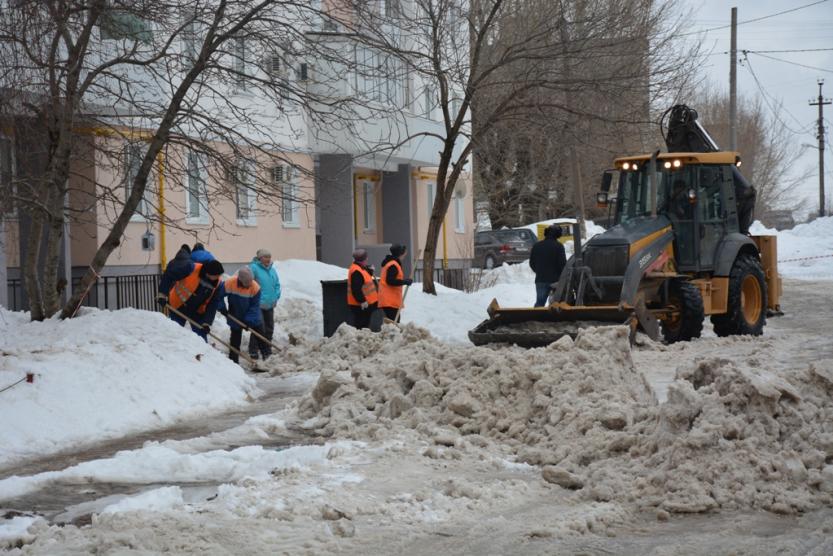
[467,299,635,347]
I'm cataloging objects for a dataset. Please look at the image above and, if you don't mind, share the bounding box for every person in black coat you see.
[529,225,567,307]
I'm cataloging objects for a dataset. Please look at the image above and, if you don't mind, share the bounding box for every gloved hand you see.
[201,323,211,333]
[219,307,228,316]
[403,278,413,286]
[360,301,369,310]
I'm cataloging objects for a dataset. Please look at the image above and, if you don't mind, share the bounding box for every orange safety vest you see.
[169,263,220,314]
[347,263,378,306]
[379,259,404,309]
[224,275,261,298]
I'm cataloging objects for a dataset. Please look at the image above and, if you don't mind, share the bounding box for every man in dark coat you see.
[529,225,567,307]
[157,250,225,340]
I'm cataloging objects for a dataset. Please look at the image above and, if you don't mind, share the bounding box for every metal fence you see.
[6,274,162,312]
[413,267,467,291]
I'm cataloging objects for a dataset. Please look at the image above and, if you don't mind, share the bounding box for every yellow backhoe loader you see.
[469,105,782,347]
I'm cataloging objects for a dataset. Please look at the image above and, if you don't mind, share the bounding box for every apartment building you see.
[0,0,474,310]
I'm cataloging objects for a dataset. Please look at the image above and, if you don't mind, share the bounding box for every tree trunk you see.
[41,205,65,316]
[22,210,45,321]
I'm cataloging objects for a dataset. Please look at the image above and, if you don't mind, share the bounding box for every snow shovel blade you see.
[468,299,634,347]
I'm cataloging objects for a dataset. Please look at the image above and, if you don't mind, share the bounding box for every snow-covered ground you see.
[1,218,832,553]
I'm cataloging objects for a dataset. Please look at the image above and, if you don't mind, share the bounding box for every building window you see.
[186,151,208,223]
[276,165,300,227]
[182,10,198,64]
[362,181,376,232]
[233,35,247,90]
[423,86,432,118]
[426,181,435,218]
[454,191,466,232]
[125,142,151,220]
[234,159,256,225]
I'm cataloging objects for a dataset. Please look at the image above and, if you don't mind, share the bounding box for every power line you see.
[747,48,833,53]
[742,54,815,136]
[745,51,833,75]
[678,0,831,37]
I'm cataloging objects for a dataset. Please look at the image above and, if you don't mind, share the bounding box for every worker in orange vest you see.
[347,248,378,330]
[378,244,413,321]
[157,253,225,340]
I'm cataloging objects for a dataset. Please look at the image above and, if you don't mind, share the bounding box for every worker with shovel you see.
[157,258,225,340]
[378,244,413,322]
[220,267,267,364]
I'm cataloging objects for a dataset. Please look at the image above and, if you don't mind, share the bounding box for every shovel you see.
[223,312,282,353]
[166,304,267,372]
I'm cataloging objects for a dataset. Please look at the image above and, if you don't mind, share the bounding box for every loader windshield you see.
[616,166,695,224]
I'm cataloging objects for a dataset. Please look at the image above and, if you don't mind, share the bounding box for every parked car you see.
[474,228,537,269]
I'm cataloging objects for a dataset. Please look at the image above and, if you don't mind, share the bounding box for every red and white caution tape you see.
[778,253,833,264]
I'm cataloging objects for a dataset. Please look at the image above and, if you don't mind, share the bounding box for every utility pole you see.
[729,7,737,151]
[809,80,831,218]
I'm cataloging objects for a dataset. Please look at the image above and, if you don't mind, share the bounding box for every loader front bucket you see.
[467,299,635,347]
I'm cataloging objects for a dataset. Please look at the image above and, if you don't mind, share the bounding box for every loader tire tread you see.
[711,253,767,337]
[661,280,704,343]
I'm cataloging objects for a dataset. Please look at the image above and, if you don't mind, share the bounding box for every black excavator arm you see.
[661,104,756,234]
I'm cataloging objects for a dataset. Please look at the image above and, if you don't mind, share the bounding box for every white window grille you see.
[276,165,300,227]
[454,190,466,232]
[234,159,256,225]
[185,151,208,223]
[125,142,151,220]
[363,181,376,231]
[426,181,436,218]
[233,35,247,90]
[423,86,433,118]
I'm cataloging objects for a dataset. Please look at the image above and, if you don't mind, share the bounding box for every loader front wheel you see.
[711,254,767,336]
[660,280,704,343]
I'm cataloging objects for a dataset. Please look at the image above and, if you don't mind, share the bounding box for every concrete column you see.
[316,154,355,267]
[382,164,414,276]
[0,217,7,308]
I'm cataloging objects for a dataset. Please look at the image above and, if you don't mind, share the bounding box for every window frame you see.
[125,142,152,222]
[362,180,376,232]
[234,159,257,226]
[278,165,300,228]
[185,150,209,225]
[426,181,436,218]
[454,191,466,233]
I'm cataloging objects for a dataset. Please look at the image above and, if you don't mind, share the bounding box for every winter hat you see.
[179,243,191,254]
[201,259,225,276]
[352,248,368,262]
[237,266,253,287]
[546,225,562,239]
[390,243,407,258]
[256,248,271,259]
[193,242,205,252]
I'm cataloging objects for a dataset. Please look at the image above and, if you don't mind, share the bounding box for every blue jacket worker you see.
[529,225,567,307]
[190,242,216,263]
[248,248,281,359]
[157,250,225,341]
[221,266,266,364]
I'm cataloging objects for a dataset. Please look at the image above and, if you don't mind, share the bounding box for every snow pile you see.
[288,323,833,515]
[588,357,833,514]
[751,216,833,280]
[0,309,256,469]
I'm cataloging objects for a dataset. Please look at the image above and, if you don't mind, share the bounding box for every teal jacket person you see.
[249,251,281,308]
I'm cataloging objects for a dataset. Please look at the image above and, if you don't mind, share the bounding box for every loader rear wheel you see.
[711,253,767,337]
[660,280,704,343]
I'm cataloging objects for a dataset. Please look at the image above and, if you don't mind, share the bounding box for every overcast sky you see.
[680,0,833,217]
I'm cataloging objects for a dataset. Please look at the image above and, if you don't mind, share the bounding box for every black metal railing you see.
[413,267,467,291]
[7,274,162,312]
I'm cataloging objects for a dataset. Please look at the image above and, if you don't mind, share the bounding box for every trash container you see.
[321,279,383,336]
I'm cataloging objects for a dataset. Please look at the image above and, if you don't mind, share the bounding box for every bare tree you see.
[0,0,354,320]
[341,0,700,294]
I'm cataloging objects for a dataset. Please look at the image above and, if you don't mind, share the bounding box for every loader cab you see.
[607,153,741,273]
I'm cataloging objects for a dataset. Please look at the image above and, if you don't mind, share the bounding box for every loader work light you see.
[622,162,631,170]
[663,161,672,169]
[672,159,682,168]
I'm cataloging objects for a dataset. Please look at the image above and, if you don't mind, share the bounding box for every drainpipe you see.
[156,150,166,270]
